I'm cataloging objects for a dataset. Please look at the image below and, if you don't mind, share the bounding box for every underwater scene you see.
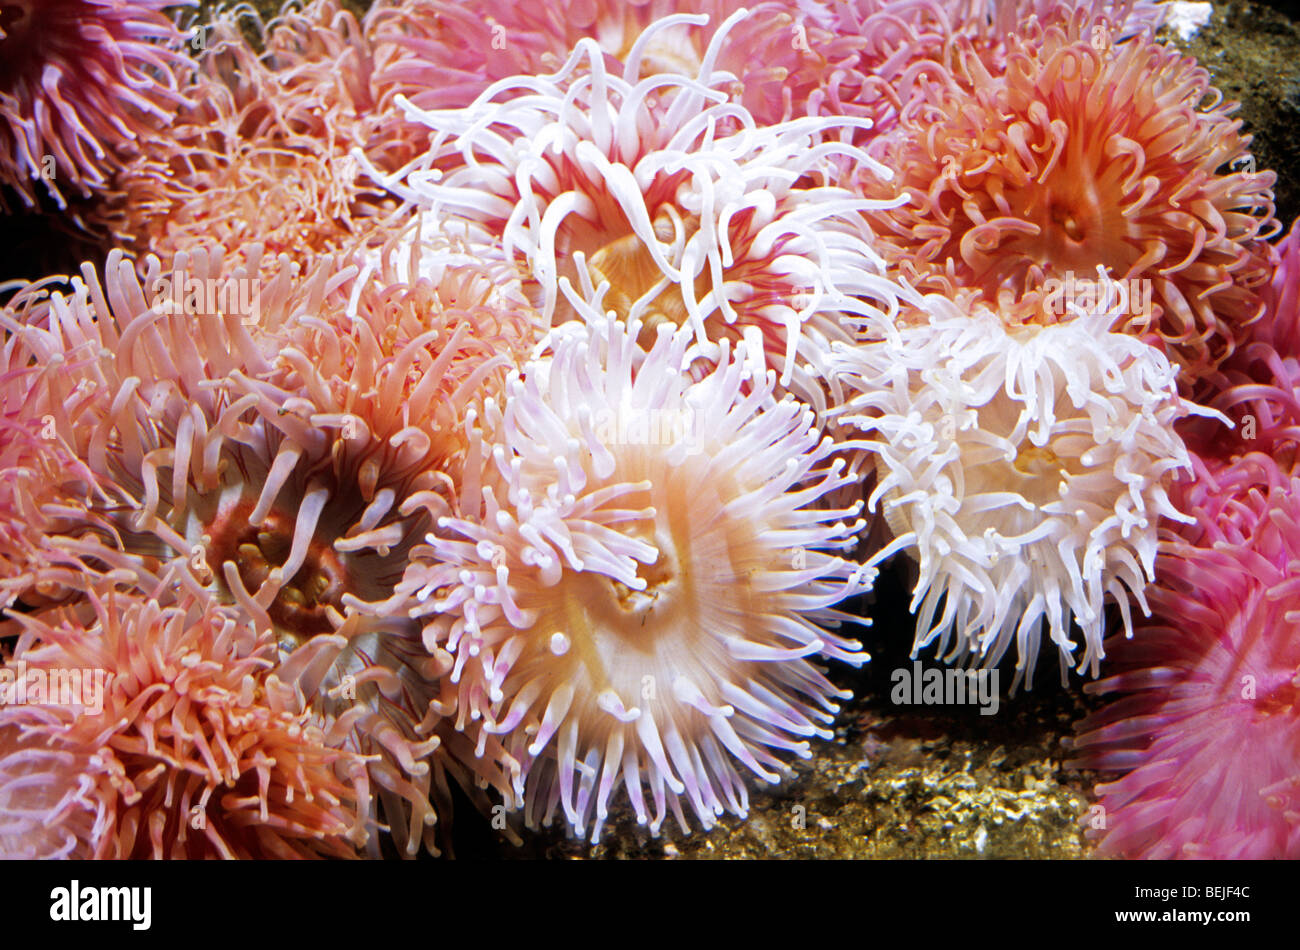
[0,0,1298,866]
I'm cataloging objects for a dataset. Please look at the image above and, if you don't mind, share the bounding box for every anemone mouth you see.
[1008,440,1078,507]
[205,500,353,641]
[1254,677,1299,722]
[580,213,698,334]
[603,530,677,622]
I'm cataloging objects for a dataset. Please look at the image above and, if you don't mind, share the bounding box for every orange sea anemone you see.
[860,10,1278,382]
[97,1,396,276]
[0,561,370,859]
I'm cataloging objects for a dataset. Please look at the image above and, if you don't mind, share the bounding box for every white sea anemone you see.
[366,10,915,410]
[400,303,873,841]
[832,283,1214,685]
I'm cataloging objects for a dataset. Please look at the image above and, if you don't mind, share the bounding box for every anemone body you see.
[1071,458,1300,859]
[401,312,873,841]
[832,291,1208,684]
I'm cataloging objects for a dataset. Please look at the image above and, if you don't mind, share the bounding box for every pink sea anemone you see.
[0,327,102,609]
[378,12,915,409]
[0,563,370,859]
[831,286,1211,685]
[1070,455,1300,858]
[1,241,532,855]
[366,0,855,166]
[1253,217,1300,357]
[859,9,1277,381]
[399,311,872,841]
[1180,219,1300,464]
[0,0,191,211]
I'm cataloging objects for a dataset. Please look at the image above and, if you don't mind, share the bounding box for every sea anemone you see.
[377,11,913,409]
[1070,456,1300,858]
[831,286,1211,685]
[0,327,102,609]
[1254,217,1300,357]
[366,0,854,167]
[1183,219,1300,465]
[821,1,1170,138]
[859,9,1277,381]
[1,241,531,855]
[0,0,192,212]
[96,1,395,274]
[0,561,370,859]
[399,309,872,841]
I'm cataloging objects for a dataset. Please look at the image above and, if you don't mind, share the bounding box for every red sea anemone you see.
[400,312,872,841]
[1070,454,1300,859]
[0,0,191,211]
[859,9,1277,382]
[0,561,370,859]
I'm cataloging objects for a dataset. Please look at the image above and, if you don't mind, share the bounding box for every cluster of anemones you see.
[4,0,1300,862]
[0,234,534,857]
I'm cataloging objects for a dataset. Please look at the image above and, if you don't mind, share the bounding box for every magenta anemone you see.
[1070,455,1300,859]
